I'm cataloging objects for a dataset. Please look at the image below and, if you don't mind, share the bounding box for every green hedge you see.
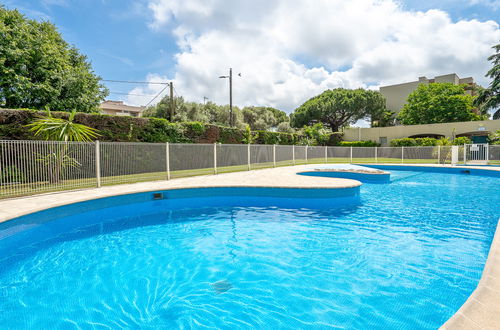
[0,109,340,145]
[390,137,439,147]
[339,140,379,147]
[390,137,472,147]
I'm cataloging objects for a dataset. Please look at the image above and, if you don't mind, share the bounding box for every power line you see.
[103,79,169,85]
[145,83,170,107]
[109,91,156,97]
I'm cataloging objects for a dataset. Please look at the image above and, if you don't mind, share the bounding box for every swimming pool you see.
[0,167,499,328]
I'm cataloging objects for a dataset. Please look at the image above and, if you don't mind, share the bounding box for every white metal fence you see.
[1,140,499,199]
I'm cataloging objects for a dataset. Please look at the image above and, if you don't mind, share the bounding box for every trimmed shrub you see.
[452,136,472,145]
[0,108,340,145]
[390,137,440,147]
[339,140,379,147]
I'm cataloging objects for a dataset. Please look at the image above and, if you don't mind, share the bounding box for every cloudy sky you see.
[6,0,500,113]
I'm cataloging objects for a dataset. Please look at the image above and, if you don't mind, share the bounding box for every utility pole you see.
[169,82,174,121]
[229,68,233,127]
[219,68,240,127]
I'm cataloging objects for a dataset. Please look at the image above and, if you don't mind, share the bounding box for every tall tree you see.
[0,7,108,112]
[397,83,482,125]
[290,88,385,132]
[242,106,289,130]
[145,96,291,130]
[475,43,500,119]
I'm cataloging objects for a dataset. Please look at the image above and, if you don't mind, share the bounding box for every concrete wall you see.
[343,120,500,146]
[379,81,420,115]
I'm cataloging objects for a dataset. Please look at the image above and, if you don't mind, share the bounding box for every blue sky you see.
[4,0,500,112]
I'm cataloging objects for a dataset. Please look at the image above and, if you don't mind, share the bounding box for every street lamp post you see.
[219,68,240,127]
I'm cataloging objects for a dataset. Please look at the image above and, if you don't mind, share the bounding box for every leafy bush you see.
[141,118,188,143]
[489,130,500,145]
[390,136,473,147]
[452,136,472,145]
[390,137,440,147]
[339,140,379,147]
[0,108,341,145]
[301,123,331,146]
[253,131,299,145]
[0,165,25,183]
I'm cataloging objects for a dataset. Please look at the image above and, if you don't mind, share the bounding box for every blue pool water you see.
[0,169,499,329]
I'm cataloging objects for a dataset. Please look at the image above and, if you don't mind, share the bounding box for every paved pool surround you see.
[0,163,499,329]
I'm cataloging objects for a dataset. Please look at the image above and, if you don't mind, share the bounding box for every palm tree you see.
[26,110,99,183]
[475,44,500,119]
[26,109,99,142]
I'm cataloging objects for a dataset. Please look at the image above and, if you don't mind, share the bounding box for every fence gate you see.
[464,144,488,164]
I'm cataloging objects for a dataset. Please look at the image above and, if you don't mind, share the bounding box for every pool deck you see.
[0,164,362,223]
[0,163,499,329]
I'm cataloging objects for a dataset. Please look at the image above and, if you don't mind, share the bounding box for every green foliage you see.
[141,118,188,143]
[489,130,500,145]
[26,109,99,141]
[397,83,481,125]
[0,7,108,112]
[452,136,472,145]
[389,137,472,147]
[301,123,331,146]
[276,121,295,133]
[371,110,396,127]
[217,126,245,144]
[145,97,290,131]
[242,125,253,144]
[436,138,452,146]
[242,106,289,130]
[251,130,299,145]
[290,88,386,132]
[0,165,24,183]
[390,137,439,147]
[339,141,379,147]
[1,109,342,145]
[475,44,500,119]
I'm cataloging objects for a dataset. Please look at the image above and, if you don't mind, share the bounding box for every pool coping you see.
[0,165,362,223]
[440,217,500,329]
[0,163,499,328]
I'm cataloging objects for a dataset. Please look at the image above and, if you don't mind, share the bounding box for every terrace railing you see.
[1,140,499,199]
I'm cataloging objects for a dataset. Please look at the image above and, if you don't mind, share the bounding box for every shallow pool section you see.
[0,170,499,328]
[300,170,390,183]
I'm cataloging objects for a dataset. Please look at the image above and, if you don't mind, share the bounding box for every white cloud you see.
[135,0,500,112]
[468,0,500,10]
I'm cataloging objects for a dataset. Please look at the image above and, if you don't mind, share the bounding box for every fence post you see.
[486,143,489,164]
[273,144,276,167]
[463,143,467,164]
[213,143,217,174]
[165,142,170,180]
[324,146,328,163]
[247,143,251,171]
[437,145,441,165]
[350,146,353,163]
[95,140,101,188]
[375,146,378,163]
[401,146,404,164]
[292,145,295,165]
[305,145,308,164]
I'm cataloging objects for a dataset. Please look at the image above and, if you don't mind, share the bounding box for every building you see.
[379,73,476,116]
[343,119,500,146]
[99,100,145,117]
